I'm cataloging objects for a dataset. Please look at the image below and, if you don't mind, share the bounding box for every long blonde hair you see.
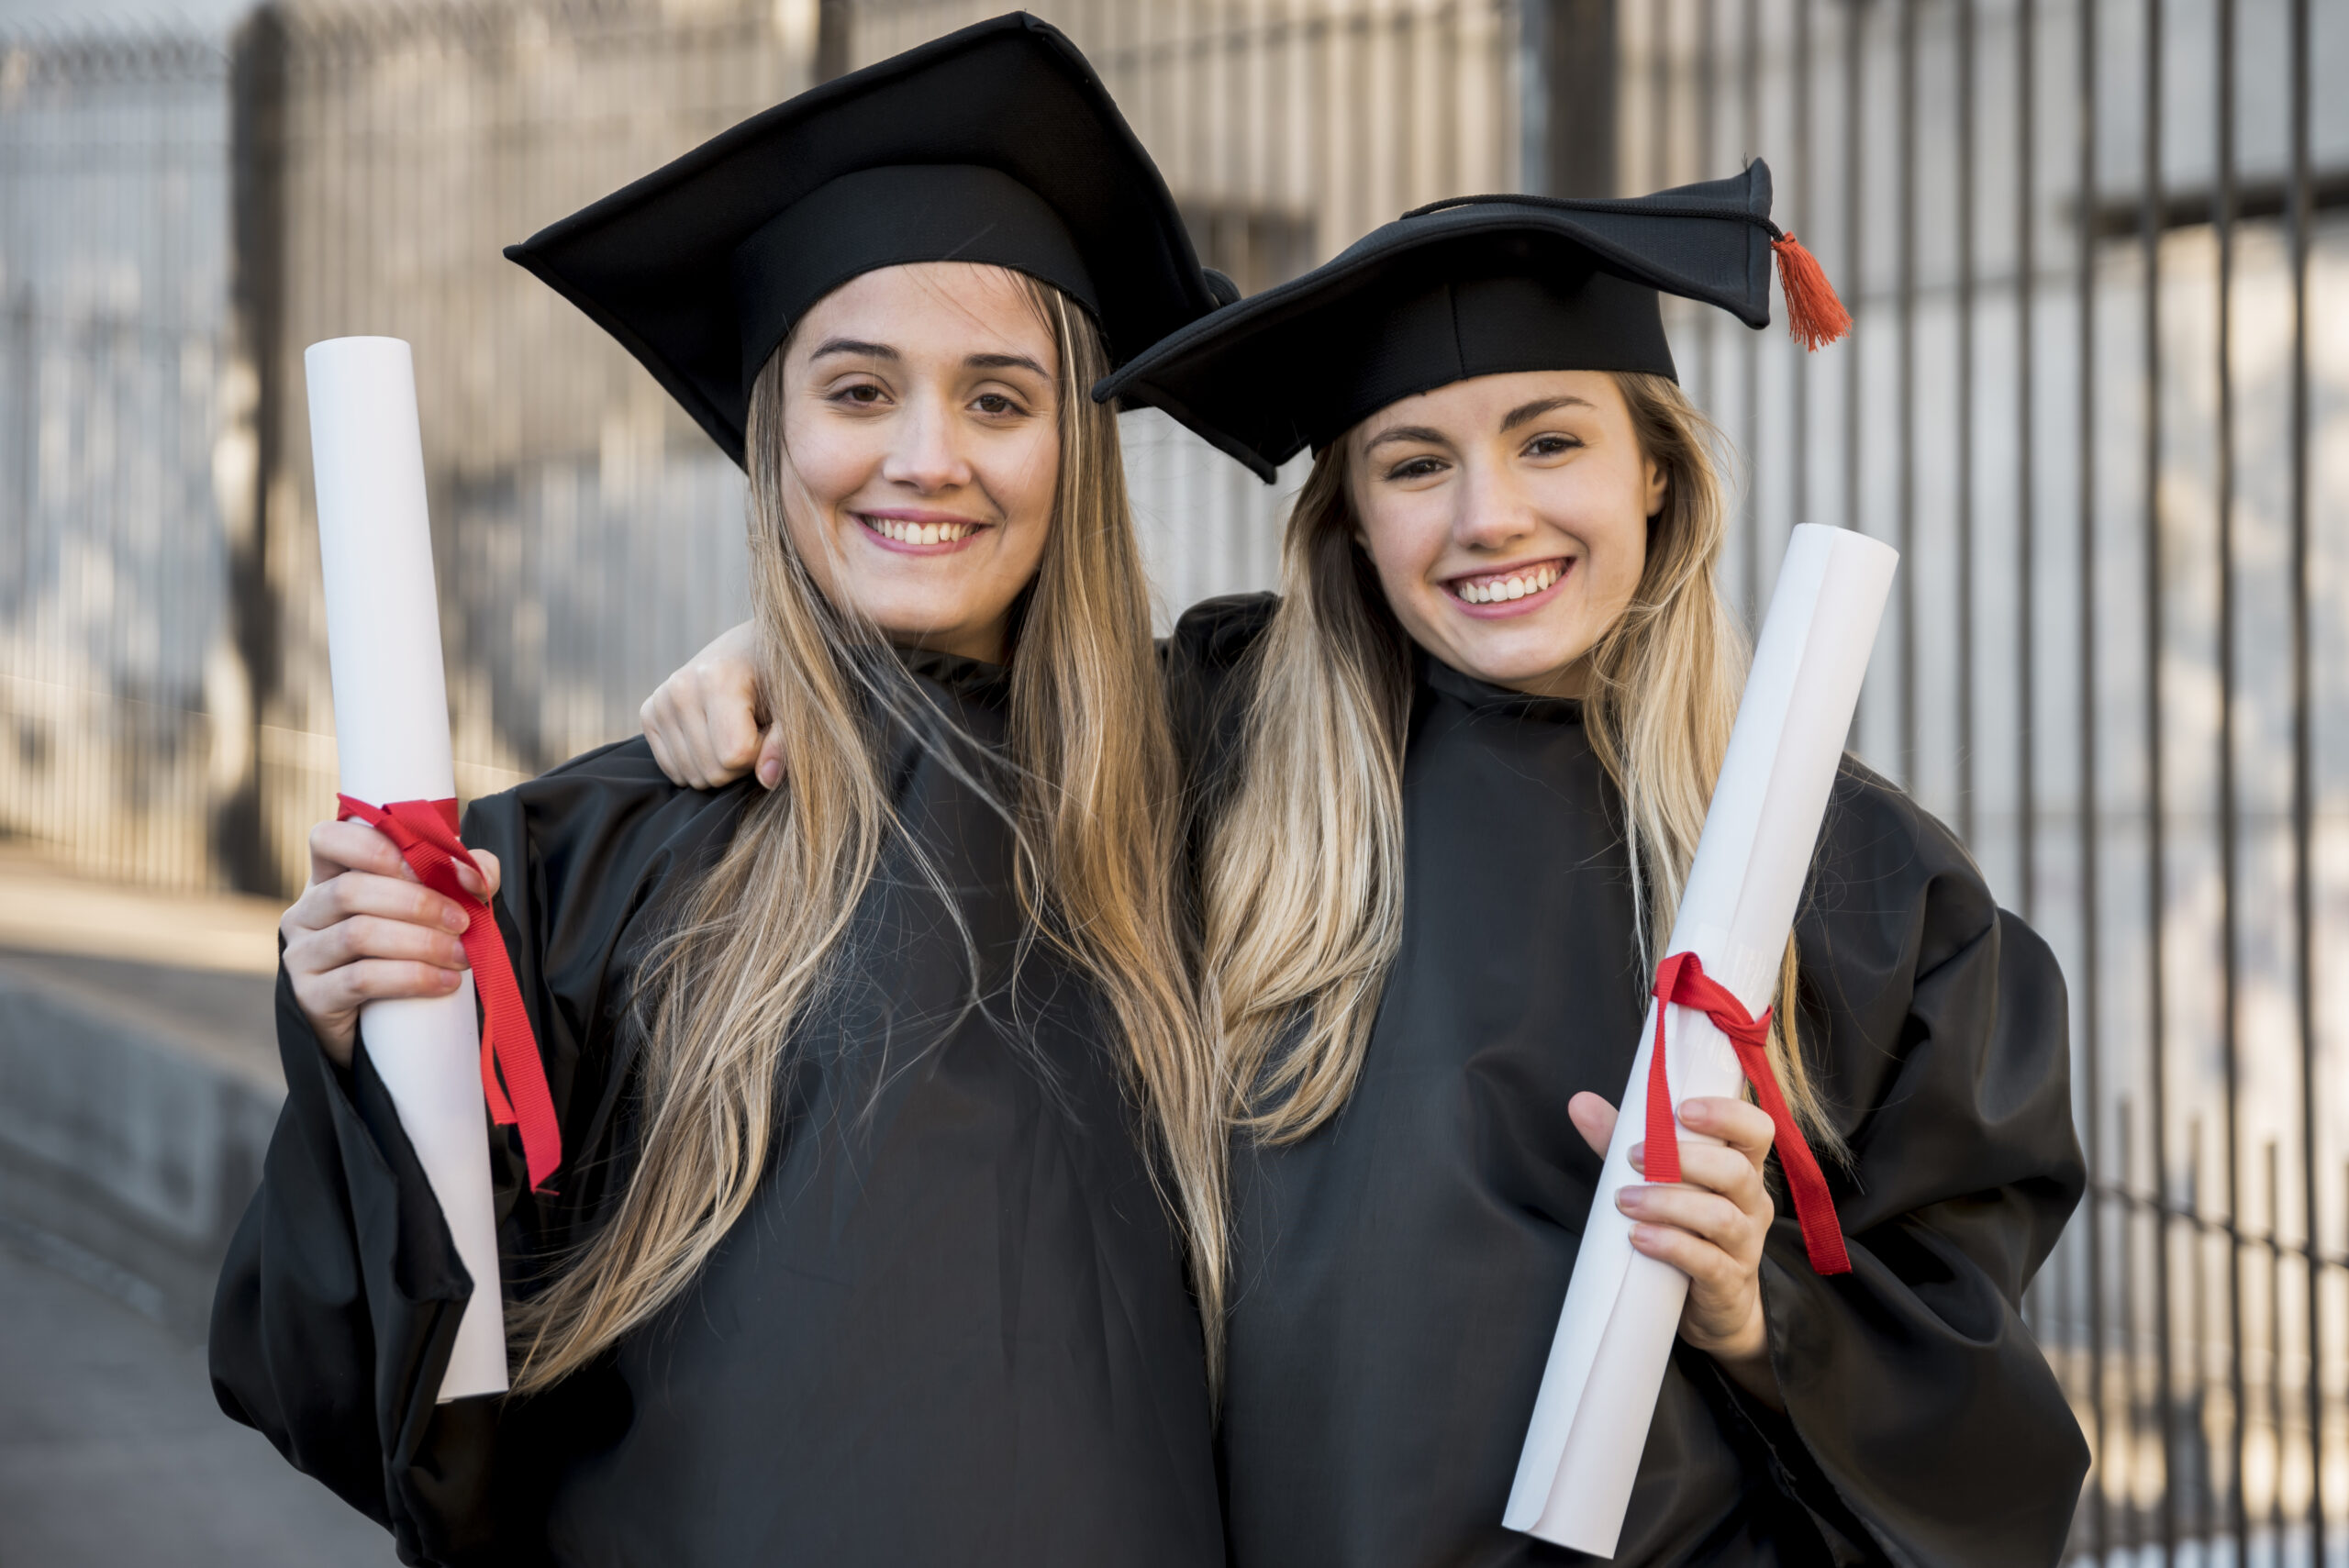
[511,274,1226,1392]
[1202,372,1835,1151]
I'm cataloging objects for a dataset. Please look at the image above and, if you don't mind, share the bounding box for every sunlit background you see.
[0,2,2343,1563]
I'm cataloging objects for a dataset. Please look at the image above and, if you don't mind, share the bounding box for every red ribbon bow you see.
[337,795,562,1194]
[1644,951,1850,1275]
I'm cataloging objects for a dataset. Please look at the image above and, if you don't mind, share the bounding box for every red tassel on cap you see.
[1771,231,1853,350]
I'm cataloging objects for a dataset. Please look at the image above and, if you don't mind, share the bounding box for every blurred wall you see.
[0,0,1530,897]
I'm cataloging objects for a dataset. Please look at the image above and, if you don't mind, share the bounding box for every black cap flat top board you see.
[1095,161,1851,483]
[506,11,1223,467]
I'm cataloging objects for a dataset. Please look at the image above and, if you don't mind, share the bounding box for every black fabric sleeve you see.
[207,740,747,1565]
[1753,770,2089,1567]
[206,965,499,1564]
[1160,591,1279,793]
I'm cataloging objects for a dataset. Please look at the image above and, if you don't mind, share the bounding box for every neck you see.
[1494,658,1590,700]
[891,620,1008,666]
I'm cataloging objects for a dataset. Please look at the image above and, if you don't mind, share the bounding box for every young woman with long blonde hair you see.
[211,21,1230,1565]
[657,165,2089,1566]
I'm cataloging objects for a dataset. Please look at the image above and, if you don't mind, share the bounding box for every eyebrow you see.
[1362,423,1449,453]
[965,351,1052,377]
[1499,395,1594,431]
[809,338,899,361]
[807,340,1050,378]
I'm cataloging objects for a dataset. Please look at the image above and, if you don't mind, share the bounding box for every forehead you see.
[1358,368,1627,439]
[795,262,1057,364]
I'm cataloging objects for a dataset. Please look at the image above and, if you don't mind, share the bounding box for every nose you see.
[879,389,974,494]
[1450,450,1537,556]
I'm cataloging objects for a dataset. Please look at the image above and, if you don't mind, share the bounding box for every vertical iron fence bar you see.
[2013,0,2046,1341]
[2017,0,2036,925]
[2287,0,2321,1554]
[1392,2,1415,217]
[1895,0,1916,785]
[1792,0,1810,552]
[2212,0,2250,1555]
[1697,0,1717,406]
[1738,0,1758,623]
[2123,1107,2143,1550]
[1841,0,1860,568]
[2193,1122,2212,1542]
[2076,0,2109,1551]
[2137,0,2176,1555]
[1955,0,1976,846]
[1649,0,1671,191]
[2270,1142,2288,1550]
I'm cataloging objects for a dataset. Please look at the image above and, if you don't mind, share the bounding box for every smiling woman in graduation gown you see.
[207,18,1229,1567]
[1111,167,2092,1566]
[1163,598,2081,1566]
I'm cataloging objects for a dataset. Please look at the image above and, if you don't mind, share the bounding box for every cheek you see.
[988,429,1062,545]
[1537,467,1648,585]
[779,406,879,509]
[1587,496,1651,604]
[1353,493,1449,596]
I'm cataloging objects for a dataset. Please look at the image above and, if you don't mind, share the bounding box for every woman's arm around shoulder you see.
[1159,591,1281,789]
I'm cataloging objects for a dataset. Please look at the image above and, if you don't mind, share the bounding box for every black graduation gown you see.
[1164,595,2088,1568]
[209,651,1224,1568]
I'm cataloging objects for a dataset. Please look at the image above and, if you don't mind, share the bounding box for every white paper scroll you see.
[307,336,508,1402]
[1502,523,1898,1556]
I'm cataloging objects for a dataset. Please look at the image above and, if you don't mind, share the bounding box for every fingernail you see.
[440,969,461,990]
[442,906,468,931]
[1617,1189,1642,1214]
[1682,1100,1708,1126]
[758,760,781,789]
[1629,1141,1645,1173]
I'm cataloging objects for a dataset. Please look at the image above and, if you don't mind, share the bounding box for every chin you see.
[1445,629,1581,688]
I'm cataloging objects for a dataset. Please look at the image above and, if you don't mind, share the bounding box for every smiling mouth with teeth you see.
[1447,559,1564,605]
[862,515,981,547]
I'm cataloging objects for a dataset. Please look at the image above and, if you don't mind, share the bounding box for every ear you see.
[1643,453,1668,519]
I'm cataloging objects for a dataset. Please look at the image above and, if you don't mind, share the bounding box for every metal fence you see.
[1621,0,2347,1561]
[0,31,229,890]
[0,0,1526,895]
[0,1,2343,1560]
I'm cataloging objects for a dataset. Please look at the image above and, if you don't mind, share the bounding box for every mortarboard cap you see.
[506,12,1227,467]
[1094,161,1850,482]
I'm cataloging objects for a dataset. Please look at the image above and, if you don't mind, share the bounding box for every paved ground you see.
[0,840,397,1567]
[0,1233,399,1568]
[0,841,284,980]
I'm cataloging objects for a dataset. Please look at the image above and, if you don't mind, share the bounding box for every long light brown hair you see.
[511,273,1226,1392]
[1202,372,1836,1151]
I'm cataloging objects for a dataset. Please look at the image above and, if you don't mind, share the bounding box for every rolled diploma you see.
[306,336,508,1401]
[1501,523,1897,1555]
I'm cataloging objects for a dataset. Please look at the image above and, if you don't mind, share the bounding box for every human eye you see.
[1383,454,1447,482]
[828,378,889,408]
[1522,431,1585,460]
[971,391,1029,417]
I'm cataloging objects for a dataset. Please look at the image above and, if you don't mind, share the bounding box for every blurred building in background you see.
[1,1,2344,1562]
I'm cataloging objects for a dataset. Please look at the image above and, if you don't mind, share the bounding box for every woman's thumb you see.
[756,724,786,790]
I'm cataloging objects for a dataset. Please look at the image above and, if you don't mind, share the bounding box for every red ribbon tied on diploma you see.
[337,795,562,1194]
[1644,951,1850,1275]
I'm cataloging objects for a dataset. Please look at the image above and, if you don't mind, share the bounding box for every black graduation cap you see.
[1094,161,1850,482]
[506,12,1227,467]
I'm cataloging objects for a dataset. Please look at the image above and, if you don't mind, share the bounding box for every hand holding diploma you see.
[1504,523,1898,1557]
[281,823,501,1069]
[1565,1089,1787,1401]
[280,336,561,1402]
